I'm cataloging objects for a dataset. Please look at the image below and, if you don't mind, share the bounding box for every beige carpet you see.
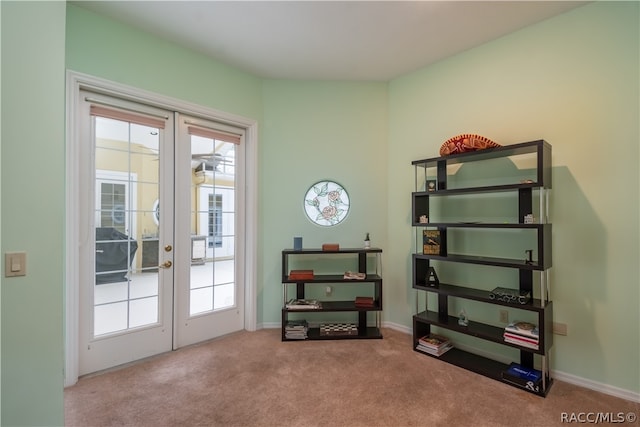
[65,328,639,427]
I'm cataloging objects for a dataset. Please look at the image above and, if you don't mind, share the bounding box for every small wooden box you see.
[288,270,314,280]
[322,243,340,251]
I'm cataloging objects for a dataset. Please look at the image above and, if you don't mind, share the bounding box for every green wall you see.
[1,1,67,425]
[387,1,639,394]
[65,4,263,120]
[1,1,638,424]
[260,80,388,325]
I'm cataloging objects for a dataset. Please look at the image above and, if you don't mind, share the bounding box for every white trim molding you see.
[65,70,258,386]
[550,370,640,403]
[387,323,640,404]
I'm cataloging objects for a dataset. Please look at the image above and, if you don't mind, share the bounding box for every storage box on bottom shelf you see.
[501,363,543,393]
[319,323,358,336]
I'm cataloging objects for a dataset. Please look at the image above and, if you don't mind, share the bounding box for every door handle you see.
[159,260,172,269]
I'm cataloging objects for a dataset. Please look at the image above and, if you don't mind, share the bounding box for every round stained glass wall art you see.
[303,180,350,226]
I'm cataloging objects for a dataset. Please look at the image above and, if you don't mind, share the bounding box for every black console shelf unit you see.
[411,140,554,397]
[281,248,383,341]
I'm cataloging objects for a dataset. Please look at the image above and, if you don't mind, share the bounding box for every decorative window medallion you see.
[304,180,350,226]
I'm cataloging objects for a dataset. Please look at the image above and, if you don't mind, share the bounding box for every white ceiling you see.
[73,1,587,81]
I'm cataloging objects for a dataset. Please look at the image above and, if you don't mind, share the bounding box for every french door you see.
[173,114,245,348]
[77,91,245,375]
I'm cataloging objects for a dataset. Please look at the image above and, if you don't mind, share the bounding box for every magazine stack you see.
[503,321,539,350]
[284,320,308,340]
[416,333,452,357]
[285,299,321,310]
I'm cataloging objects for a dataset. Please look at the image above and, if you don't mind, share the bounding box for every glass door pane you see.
[190,135,236,316]
[94,116,161,336]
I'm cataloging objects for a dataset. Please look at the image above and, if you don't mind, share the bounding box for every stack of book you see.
[416,333,453,357]
[503,321,539,350]
[285,299,322,310]
[354,296,375,308]
[501,362,543,393]
[285,320,308,340]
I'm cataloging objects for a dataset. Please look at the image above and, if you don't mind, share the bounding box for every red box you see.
[288,270,314,280]
[322,243,340,251]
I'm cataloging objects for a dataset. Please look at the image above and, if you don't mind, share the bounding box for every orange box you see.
[288,270,314,280]
[322,243,340,251]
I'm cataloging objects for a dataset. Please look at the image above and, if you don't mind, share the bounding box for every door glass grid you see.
[208,194,223,248]
[190,135,236,315]
[94,116,161,336]
[100,183,127,233]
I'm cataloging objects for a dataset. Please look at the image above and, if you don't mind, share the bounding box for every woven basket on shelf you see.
[439,134,501,156]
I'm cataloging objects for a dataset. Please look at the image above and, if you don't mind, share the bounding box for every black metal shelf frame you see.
[410,140,554,397]
[281,248,383,341]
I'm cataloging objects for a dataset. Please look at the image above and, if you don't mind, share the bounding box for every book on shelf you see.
[418,333,450,349]
[422,229,441,255]
[504,321,539,339]
[285,299,322,310]
[504,363,542,382]
[503,335,539,350]
[503,321,539,349]
[285,320,308,340]
[503,332,539,345]
[417,333,453,356]
[288,269,314,280]
[343,271,366,280]
[416,342,453,357]
[501,363,542,392]
[285,332,307,340]
[285,319,309,329]
[354,296,375,307]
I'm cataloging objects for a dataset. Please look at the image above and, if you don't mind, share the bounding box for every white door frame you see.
[65,70,258,387]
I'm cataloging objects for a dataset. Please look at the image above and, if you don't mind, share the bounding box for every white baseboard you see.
[258,322,280,330]
[381,321,411,335]
[258,320,639,403]
[380,321,640,403]
[550,370,640,403]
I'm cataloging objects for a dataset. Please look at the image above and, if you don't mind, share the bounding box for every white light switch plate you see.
[5,252,26,277]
